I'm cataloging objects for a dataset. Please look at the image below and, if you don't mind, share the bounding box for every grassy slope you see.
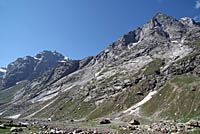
[141,73,200,121]
[0,82,26,105]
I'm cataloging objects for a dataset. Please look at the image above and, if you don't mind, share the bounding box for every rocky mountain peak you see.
[0,50,69,89]
[146,12,184,31]
[35,50,68,61]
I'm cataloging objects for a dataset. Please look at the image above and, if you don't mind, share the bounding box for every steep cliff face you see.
[0,13,200,122]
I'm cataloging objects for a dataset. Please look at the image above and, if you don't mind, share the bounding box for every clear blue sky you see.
[0,0,199,67]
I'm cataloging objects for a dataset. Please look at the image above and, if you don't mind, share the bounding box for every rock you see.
[19,122,29,127]
[73,129,83,133]
[100,119,111,124]
[129,120,140,125]
[50,129,56,134]
[128,125,136,130]
[0,124,6,129]
[136,92,144,96]
[10,127,17,132]
[48,118,52,122]
[186,120,199,127]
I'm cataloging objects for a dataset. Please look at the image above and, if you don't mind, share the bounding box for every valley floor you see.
[1,118,200,134]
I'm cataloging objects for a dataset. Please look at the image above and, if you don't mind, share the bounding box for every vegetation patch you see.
[0,81,26,105]
[143,58,163,76]
[141,74,200,121]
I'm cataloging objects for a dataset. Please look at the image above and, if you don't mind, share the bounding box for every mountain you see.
[1,13,200,130]
[0,50,69,89]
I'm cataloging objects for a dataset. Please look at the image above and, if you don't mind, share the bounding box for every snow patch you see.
[64,57,69,60]
[59,57,69,63]
[0,112,5,116]
[128,40,141,49]
[16,81,23,85]
[33,57,42,61]
[59,60,67,63]
[0,68,6,73]
[180,17,191,21]
[171,40,178,43]
[7,114,21,119]
[123,91,157,115]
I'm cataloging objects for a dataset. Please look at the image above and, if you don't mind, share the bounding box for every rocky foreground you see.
[1,119,200,134]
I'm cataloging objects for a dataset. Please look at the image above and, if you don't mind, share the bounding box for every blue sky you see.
[0,0,200,67]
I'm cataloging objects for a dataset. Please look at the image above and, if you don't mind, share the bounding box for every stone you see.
[100,119,111,124]
[129,120,140,125]
[186,120,199,127]
[0,124,6,129]
[10,127,17,132]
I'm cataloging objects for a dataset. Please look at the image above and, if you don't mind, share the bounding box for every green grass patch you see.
[0,127,11,134]
[0,81,26,105]
[143,58,163,76]
[141,74,200,120]
[193,41,200,50]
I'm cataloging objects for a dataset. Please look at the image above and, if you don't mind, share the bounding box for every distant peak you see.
[35,50,64,58]
[180,17,193,21]
[152,12,170,19]
[179,17,196,27]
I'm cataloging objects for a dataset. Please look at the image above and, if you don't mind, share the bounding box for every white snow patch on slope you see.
[59,57,69,63]
[0,112,5,116]
[123,91,157,115]
[180,17,191,21]
[33,57,42,61]
[64,57,69,60]
[7,114,21,119]
[171,40,178,43]
[0,68,6,73]
[128,40,141,49]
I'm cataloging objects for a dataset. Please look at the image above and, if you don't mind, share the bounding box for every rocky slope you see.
[0,12,200,126]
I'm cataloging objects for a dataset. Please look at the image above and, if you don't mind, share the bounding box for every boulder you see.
[0,124,6,129]
[136,92,144,96]
[100,119,111,124]
[129,120,140,125]
[10,127,17,132]
[186,120,199,127]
